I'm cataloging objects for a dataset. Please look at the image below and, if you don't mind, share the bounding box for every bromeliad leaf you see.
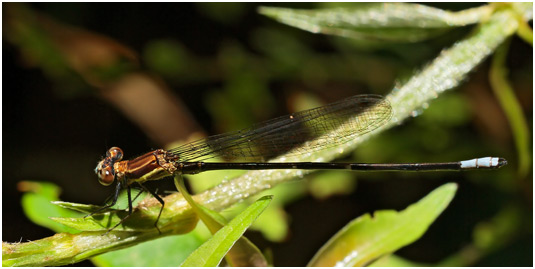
[259,3,493,42]
[308,183,457,267]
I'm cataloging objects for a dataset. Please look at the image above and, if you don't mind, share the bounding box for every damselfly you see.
[93,94,507,232]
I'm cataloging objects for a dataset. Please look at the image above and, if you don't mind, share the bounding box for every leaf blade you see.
[180,195,272,267]
[259,4,493,42]
[175,175,268,266]
[308,183,457,266]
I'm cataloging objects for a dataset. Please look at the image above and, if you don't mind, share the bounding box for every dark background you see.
[3,3,533,266]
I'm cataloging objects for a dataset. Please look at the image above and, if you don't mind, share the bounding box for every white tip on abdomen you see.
[460,157,500,169]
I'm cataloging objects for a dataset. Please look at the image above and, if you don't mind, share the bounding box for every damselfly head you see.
[95,147,124,186]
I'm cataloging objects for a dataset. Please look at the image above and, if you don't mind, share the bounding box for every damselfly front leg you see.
[85,180,124,217]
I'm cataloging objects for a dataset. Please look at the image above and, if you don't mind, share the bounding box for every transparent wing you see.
[169,94,392,162]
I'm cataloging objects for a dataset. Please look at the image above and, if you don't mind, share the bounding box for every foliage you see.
[3,2,532,267]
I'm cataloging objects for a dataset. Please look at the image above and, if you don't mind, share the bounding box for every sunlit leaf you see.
[369,254,428,267]
[175,176,268,266]
[308,183,457,266]
[51,201,106,214]
[180,196,272,267]
[92,232,206,267]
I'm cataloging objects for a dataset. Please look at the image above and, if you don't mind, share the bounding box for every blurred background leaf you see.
[17,181,82,234]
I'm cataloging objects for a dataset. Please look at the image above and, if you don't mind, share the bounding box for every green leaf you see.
[308,183,457,267]
[180,195,272,267]
[92,232,206,266]
[259,3,493,42]
[175,176,268,266]
[18,181,82,234]
[51,201,108,214]
[308,171,357,199]
[369,254,429,267]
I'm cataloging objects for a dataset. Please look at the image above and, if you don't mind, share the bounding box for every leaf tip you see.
[443,182,458,191]
[257,6,270,15]
[257,6,281,18]
[259,195,274,201]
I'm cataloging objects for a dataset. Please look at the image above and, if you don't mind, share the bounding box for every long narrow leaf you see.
[175,176,268,266]
[180,195,272,267]
[259,3,493,42]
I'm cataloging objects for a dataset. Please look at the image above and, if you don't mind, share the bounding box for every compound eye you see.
[106,147,124,161]
[96,161,115,186]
